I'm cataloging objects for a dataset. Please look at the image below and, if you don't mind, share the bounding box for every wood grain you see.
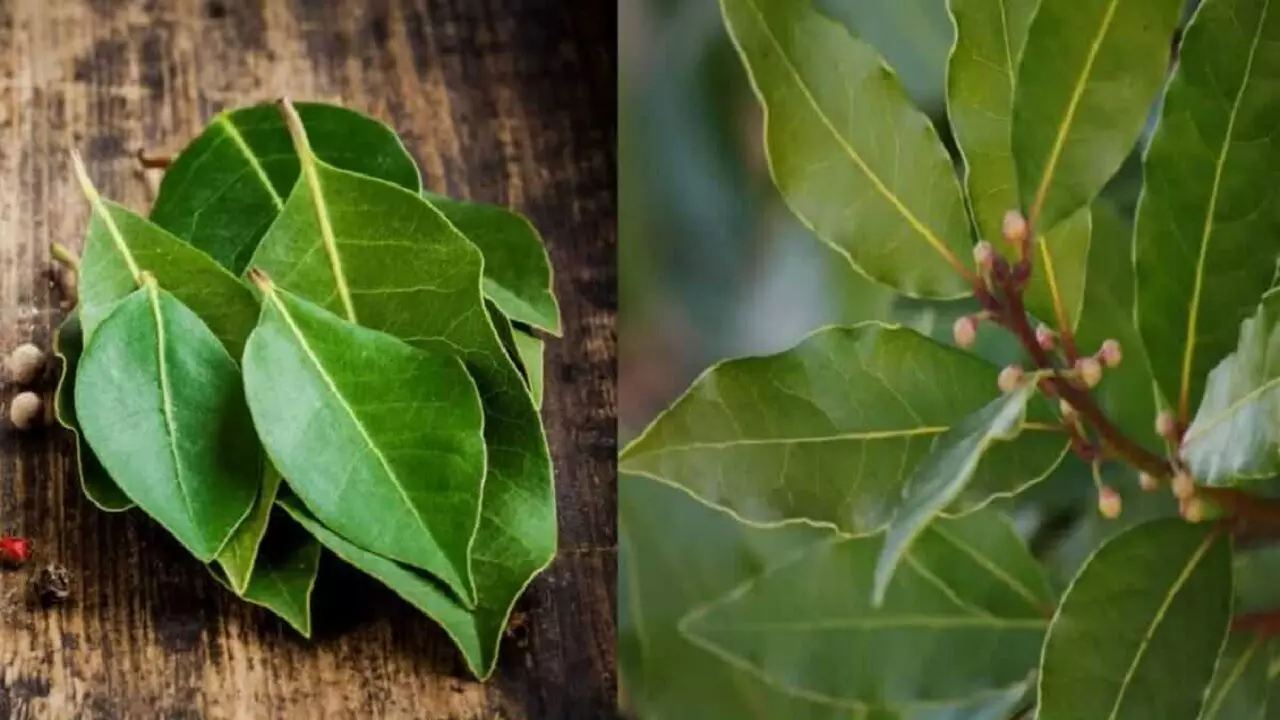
[0,0,617,717]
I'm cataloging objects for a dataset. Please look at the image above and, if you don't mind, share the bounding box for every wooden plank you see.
[0,0,617,717]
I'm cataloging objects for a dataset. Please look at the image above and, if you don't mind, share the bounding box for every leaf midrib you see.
[216,115,285,211]
[1028,0,1120,223]
[265,289,447,577]
[733,0,961,267]
[1203,636,1262,718]
[1103,530,1220,720]
[1177,0,1272,420]
[146,284,200,551]
[929,522,1047,609]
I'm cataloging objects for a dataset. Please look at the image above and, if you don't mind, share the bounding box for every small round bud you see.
[1002,210,1029,246]
[1098,486,1122,519]
[8,391,42,430]
[1098,339,1123,369]
[1181,497,1206,524]
[1075,356,1103,388]
[1138,472,1159,492]
[973,241,996,271]
[998,365,1024,394]
[953,316,978,349]
[1171,471,1196,500]
[1036,324,1057,351]
[1156,411,1177,440]
[1058,398,1076,421]
[5,343,45,385]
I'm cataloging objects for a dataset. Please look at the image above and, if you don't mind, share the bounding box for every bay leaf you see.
[247,100,556,634]
[1012,0,1182,230]
[215,464,282,594]
[423,191,561,335]
[75,281,261,562]
[212,505,320,637]
[1037,519,1233,720]
[150,101,421,274]
[1201,634,1271,720]
[1134,0,1280,422]
[512,329,545,409]
[278,495,503,679]
[873,382,1039,605]
[52,310,133,512]
[621,473,1036,720]
[721,0,975,299]
[1182,290,1280,484]
[681,508,1050,707]
[242,278,486,605]
[73,154,259,358]
[619,324,1067,535]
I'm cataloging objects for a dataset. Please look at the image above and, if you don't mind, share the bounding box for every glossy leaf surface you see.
[1013,0,1182,229]
[150,102,420,274]
[620,324,1066,534]
[722,0,974,299]
[1135,0,1280,421]
[52,310,133,512]
[247,103,555,638]
[243,282,486,604]
[1182,290,1280,484]
[683,509,1051,706]
[424,191,561,335]
[75,284,261,562]
[1038,520,1233,720]
[873,382,1039,604]
[279,495,504,679]
[76,159,259,358]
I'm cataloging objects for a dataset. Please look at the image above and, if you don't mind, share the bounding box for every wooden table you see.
[0,1,617,717]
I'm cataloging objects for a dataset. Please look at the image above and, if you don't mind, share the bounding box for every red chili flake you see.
[0,536,32,567]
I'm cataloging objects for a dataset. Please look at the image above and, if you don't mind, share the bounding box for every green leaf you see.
[1012,0,1182,230]
[74,157,260,359]
[1201,634,1271,720]
[873,382,1039,605]
[278,495,503,680]
[682,508,1050,707]
[1235,544,1280,614]
[214,507,321,637]
[423,191,561,335]
[512,329,545,409]
[1073,203,1162,453]
[722,0,975,299]
[75,282,261,563]
[620,324,1067,535]
[1182,290,1280,484]
[246,101,555,637]
[150,102,421,274]
[51,310,133,512]
[243,279,486,605]
[947,0,1037,245]
[1037,519,1233,720]
[214,465,282,594]
[621,473,1036,719]
[1134,0,1280,422]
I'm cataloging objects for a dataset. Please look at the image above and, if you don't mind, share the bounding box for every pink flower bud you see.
[1098,486,1122,519]
[1171,471,1195,500]
[953,315,978,349]
[973,241,995,271]
[1002,210,1029,246]
[1138,472,1158,492]
[998,365,1024,394]
[1156,411,1177,440]
[1098,339,1123,368]
[1075,356,1103,388]
[1036,324,1057,351]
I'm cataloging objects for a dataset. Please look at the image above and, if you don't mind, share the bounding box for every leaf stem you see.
[50,242,80,272]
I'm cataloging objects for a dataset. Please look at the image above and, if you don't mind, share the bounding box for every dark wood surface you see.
[0,0,617,717]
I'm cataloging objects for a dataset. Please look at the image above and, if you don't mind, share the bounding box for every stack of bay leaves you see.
[51,99,560,680]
